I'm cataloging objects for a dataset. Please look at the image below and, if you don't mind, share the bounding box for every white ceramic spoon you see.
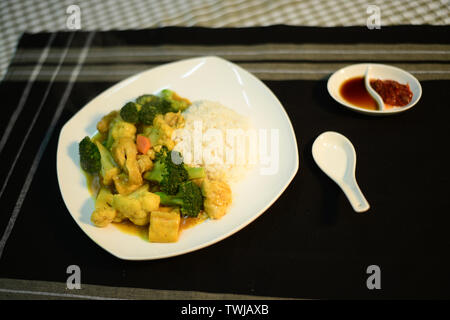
[312,131,370,213]
[364,65,385,111]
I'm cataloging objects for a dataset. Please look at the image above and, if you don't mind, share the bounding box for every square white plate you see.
[57,56,299,260]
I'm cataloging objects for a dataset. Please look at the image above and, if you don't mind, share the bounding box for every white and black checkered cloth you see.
[1,0,449,79]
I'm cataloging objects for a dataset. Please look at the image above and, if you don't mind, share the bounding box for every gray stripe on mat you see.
[12,44,450,64]
[5,62,450,81]
[0,278,294,300]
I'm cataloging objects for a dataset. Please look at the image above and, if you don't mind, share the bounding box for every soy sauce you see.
[339,76,377,110]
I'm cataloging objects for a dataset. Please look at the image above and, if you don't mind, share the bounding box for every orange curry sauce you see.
[113,214,206,240]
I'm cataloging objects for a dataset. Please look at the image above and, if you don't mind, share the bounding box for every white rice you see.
[174,100,254,183]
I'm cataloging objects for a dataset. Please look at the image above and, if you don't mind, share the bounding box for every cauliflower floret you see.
[201,178,232,219]
[91,187,116,227]
[110,120,136,141]
[113,174,141,195]
[113,209,127,223]
[163,111,185,129]
[137,154,153,173]
[146,148,156,160]
[104,116,137,150]
[96,111,119,133]
[111,137,142,187]
[146,114,176,151]
[112,184,160,226]
[94,140,120,186]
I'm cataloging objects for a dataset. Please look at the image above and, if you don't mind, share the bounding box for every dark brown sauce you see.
[339,76,378,110]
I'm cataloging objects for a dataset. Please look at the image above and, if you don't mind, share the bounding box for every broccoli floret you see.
[136,94,159,105]
[94,141,120,186]
[143,148,188,195]
[185,166,205,180]
[143,148,206,195]
[139,103,159,125]
[160,89,190,112]
[120,102,140,123]
[152,97,173,114]
[137,94,172,112]
[131,92,188,125]
[138,96,173,125]
[79,136,101,174]
[156,181,203,217]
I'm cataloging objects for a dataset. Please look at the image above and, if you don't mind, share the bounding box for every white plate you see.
[56,56,299,260]
[327,63,422,115]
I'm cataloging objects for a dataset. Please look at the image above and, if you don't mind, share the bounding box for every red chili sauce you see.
[339,76,413,110]
[369,79,413,107]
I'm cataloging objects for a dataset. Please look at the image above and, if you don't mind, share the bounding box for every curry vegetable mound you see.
[78,89,232,243]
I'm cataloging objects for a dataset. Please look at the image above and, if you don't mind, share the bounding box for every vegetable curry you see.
[79,90,232,243]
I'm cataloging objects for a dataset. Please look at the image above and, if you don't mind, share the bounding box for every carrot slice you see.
[136,135,151,154]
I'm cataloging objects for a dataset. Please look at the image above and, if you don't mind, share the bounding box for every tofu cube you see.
[149,210,180,243]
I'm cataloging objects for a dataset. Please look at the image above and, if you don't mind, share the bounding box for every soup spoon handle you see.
[340,180,370,213]
[365,66,385,111]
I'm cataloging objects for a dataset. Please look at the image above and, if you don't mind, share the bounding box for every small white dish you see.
[312,131,369,213]
[56,56,299,260]
[327,63,422,115]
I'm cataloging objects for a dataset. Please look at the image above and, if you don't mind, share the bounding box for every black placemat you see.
[0,26,449,299]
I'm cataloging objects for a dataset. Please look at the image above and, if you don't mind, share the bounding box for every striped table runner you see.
[1,0,449,80]
[0,26,449,300]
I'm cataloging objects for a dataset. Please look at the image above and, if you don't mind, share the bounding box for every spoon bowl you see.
[312,131,370,213]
